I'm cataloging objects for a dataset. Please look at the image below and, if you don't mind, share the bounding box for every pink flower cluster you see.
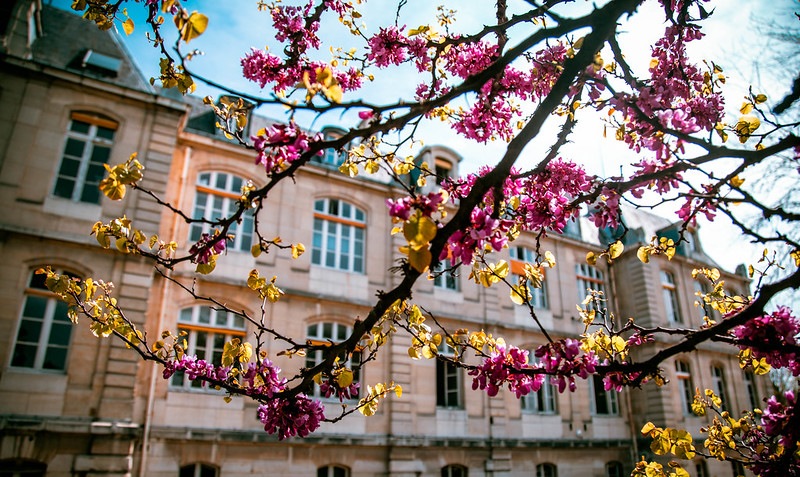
[733,306,800,376]
[442,41,499,79]
[469,345,541,398]
[367,26,413,67]
[257,395,325,440]
[443,206,515,265]
[188,233,226,264]
[534,339,598,393]
[162,354,230,384]
[251,123,322,175]
[319,376,360,402]
[385,191,446,221]
[746,391,800,477]
[271,1,320,53]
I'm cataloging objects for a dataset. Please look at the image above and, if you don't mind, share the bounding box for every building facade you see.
[0,3,766,476]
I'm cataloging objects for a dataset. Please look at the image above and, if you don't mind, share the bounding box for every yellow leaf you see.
[544,251,556,267]
[510,284,530,305]
[292,243,305,259]
[99,176,125,200]
[251,244,262,257]
[586,252,597,266]
[122,18,134,35]
[641,422,656,435]
[740,102,754,115]
[754,94,767,104]
[403,211,437,247]
[609,241,624,259]
[407,246,432,273]
[394,384,402,398]
[337,369,354,387]
[730,176,745,188]
[177,12,208,42]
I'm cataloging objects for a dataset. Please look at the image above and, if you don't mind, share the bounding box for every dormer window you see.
[434,157,453,185]
[80,50,122,77]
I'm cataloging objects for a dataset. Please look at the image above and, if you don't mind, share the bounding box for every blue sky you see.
[47,0,797,274]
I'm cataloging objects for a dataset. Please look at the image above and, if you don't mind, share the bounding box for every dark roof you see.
[29,5,151,92]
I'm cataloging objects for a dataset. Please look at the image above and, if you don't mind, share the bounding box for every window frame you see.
[52,112,118,204]
[536,463,558,477]
[305,322,362,400]
[606,461,624,477]
[170,306,247,389]
[190,171,255,253]
[441,464,468,477]
[675,360,694,415]
[179,462,219,477]
[317,465,350,477]
[661,270,683,324]
[10,270,76,372]
[744,371,759,409]
[433,259,459,291]
[521,354,557,414]
[711,365,729,410]
[590,374,619,416]
[576,263,606,309]
[436,345,462,409]
[510,247,548,309]
[311,198,366,273]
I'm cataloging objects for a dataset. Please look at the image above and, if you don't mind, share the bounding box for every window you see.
[179,463,218,477]
[441,465,468,477]
[53,112,117,204]
[171,306,246,389]
[744,371,759,409]
[522,355,557,414]
[190,172,255,252]
[510,247,548,309]
[661,271,682,323]
[711,365,729,410]
[434,157,453,185]
[317,465,349,477]
[675,361,694,415]
[437,345,462,408]
[433,259,459,291]
[695,461,709,477]
[606,462,624,477]
[576,264,606,308]
[536,463,557,477]
[591,375,618,415]
[312,199,365,273]
[11,270,76,371]
[731,460,745,477]
[693,278,713,320]
[316,130,349,167]
[560,219,581,239]
[305,322,361,399]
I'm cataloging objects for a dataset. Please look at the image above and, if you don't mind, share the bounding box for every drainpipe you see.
[139,145,192,477]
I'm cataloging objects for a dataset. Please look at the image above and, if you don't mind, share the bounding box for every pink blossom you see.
[189,233,226,264]
[734,306,800,376]
[367,26,409,67]
[251,123,322,174]
[257,395,325,440]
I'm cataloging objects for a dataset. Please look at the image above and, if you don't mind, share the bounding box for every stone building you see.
[0,2,766,476]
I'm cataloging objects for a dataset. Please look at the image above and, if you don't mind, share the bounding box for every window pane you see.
[12,343,37,367]
[96,126,115,140]
[198,173,211,186]
[80,184,100,204]
[90,145,111,164]
[48,323,72,346]
[42,346,68,370]
[323,323,333,339]
[53,178,76,198]
[58,157,81,177]
[70,120,90,134]
[215,173,227,190]
[198,307,211,324]
[22,295,48,318]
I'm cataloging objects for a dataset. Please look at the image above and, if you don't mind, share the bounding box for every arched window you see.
[0,458,47,476]
[190,172,255,252]
[711,365,729,410]
[576,264,605,310]
[305,322,361,399]
[522,353,556,414]
[11,270,77,371]
[53,112,117,204]
[436,345,461,408]
[510,247,548,309]
[311,198,365,273]
[171,306,246,389]
[661,271,682,323]
[317,465,350,477]
[675,360,694,415]
[441,464,468,477]
[179,463,218,477]
[536,463,557,477]
[606,461,624,477]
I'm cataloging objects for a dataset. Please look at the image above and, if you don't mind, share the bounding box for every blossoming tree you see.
[49,0,799,475]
